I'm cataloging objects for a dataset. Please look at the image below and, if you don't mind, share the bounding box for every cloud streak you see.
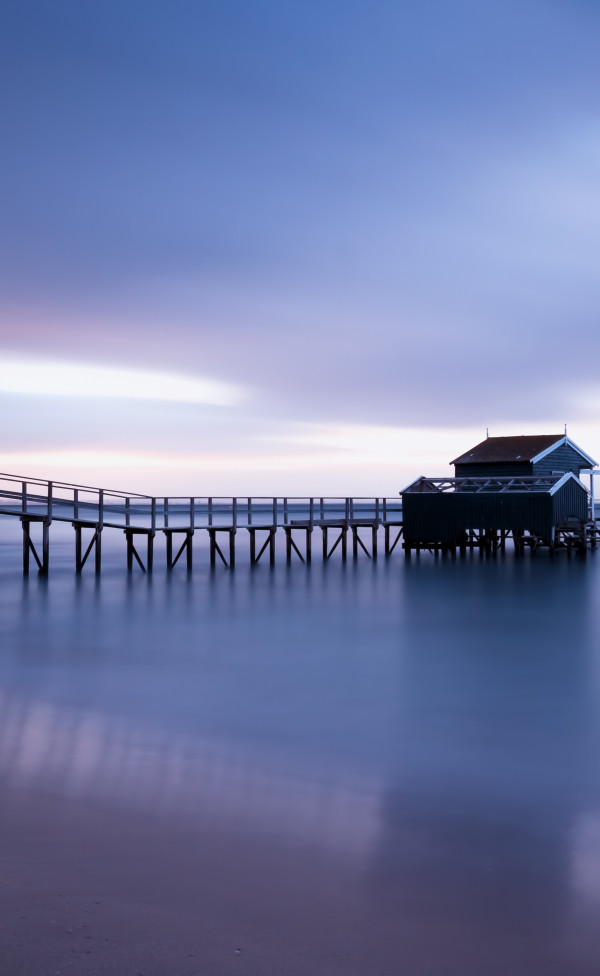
[0,357,245,407]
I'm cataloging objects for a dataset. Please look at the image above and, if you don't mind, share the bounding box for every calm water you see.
[1,519,600,974]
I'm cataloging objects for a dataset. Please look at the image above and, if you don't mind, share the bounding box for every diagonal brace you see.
[289,535,305,563]
[325,531,344,560]
[80,530,99,569]
[26,534,44,571]
[171,536,190,568]
[354,532,372,558]
[212,539,230,567]
[386,528,403,556]
[130,542,147,572]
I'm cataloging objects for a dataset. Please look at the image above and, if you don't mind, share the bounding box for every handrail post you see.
[208,498,213,526]
[74,488,79,521]
[383,497,387,521]
[164,497,169,529]
[309,497,314,529]
[151,498,156,533]
[248,497,252,526]
[345,497,350,521]
[22,481,27,515]
[125,497,131,527]
[375,497,380,522]
[283,497,288,524]
[272,497,277,526]
[98,489,104,529]
[47,481,53,524]
[232,498,237,528]
[190,497,194,529]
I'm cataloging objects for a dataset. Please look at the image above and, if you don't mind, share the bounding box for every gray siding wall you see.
[551,478,588,523]
[532,444,589,475]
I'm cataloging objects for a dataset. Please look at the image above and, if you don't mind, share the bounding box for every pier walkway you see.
[0,472,404,574]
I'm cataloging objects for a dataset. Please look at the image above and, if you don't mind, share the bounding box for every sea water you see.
[1,518,600,974]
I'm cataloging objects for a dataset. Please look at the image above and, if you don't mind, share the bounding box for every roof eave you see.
[530,435,598,468]
[399,475,426,494]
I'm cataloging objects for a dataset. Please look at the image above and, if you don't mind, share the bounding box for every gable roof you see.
[451,435,597,468]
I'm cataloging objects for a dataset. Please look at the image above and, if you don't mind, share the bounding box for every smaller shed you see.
[451,434,596,478]
[401,473,589,547]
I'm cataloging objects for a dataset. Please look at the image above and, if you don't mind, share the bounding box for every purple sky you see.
[1,0,599,494]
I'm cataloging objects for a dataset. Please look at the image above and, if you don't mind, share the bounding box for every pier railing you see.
[0,471,406,573]
[0,473,403,531]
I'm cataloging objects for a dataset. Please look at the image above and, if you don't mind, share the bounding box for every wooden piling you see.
[384,522,403,556]
[20,515,49,576]
[208,528,236,569]
[247,527,276,567]
[163,529,194,571]
[73,521,102,574]
[283,526,312,564]
[124,528,155,573]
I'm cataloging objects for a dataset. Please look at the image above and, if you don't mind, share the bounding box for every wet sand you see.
[2,779,599,976]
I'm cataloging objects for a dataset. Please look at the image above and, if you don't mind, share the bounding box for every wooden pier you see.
[1,472,597,576]
[0,474,404,575]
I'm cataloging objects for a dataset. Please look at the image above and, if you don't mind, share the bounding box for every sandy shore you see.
[1,784,399,976]
[3,781,600,976]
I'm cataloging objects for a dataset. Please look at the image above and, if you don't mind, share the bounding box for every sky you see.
[1,0,600,496]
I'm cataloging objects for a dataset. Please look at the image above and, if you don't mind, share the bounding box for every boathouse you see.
[401,433,597,552]
[451,434,596,478]
[401,473,589,549]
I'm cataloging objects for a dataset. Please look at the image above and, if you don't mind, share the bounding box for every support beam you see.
[384,523,403,556]
[124,528,155,573]
[207,528,236,569]
[247,527,276,567]
[20,515,49,576]
[163,529,194,571]
[283,526,312,564]
[321,525,348,561]
[73,521,102,574]
[350,523,378,559]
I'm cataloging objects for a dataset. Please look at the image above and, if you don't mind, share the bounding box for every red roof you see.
[451,435,563,466]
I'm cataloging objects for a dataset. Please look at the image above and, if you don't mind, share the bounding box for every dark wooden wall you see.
[402,480,588,544]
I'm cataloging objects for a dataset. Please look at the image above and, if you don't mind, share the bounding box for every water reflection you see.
[366,554,600,969]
